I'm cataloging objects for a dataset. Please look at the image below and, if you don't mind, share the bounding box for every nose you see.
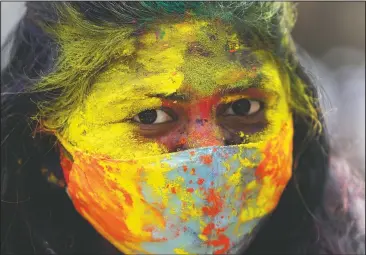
[184,118,224,148]
[182,98,224,149]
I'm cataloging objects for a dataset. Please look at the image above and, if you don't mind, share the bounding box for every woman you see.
[1,2,364,254]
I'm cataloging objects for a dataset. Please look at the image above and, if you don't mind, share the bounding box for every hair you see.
[1,2,364,254]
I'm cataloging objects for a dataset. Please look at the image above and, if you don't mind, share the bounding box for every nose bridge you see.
[191,98,211,120]
[186,120,223,148]
[184,99,224,148]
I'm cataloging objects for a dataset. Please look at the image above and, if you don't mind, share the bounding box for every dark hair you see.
[1,2,362,254]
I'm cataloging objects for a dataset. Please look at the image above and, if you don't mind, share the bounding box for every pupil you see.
[232,99,251,116]
[138,110,157,124]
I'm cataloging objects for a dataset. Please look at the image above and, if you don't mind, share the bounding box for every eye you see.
[133,109,173,124]
[224,98,262,116]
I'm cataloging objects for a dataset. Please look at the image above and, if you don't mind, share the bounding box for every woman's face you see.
[58,19,294,254]
[61,19,292,158]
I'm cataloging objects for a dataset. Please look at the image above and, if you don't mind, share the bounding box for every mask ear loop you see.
[65,187,72,199]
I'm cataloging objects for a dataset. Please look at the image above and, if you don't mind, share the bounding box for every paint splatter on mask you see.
[57,120,293,254]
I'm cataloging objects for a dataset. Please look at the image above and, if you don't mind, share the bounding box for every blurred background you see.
[1,2,365,170]
[292,2,365,173]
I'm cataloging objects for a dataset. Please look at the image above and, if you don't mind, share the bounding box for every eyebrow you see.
[218,85,279,100]
[146,73,279,101]
[218,76,263,95]
[147,92,189,101]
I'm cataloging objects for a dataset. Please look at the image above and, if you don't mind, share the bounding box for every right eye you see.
[133,109,174,124]
[223,98,263,116]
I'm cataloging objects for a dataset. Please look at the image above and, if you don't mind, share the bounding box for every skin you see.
[55,18,294,254]
[61,19,292,159]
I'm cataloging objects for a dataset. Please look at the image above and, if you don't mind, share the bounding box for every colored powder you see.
[197,178,205,185]
[202,189,224,217]
[200,154,213,165]
[174,248,189,254]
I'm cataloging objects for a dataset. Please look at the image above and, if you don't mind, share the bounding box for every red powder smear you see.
[229,49,236,53]
[183,165,188,172]
[121,189,133,206]
[178,137,187,145]
[255,122,293,209]
[208,235,231,254]
[171,187,177,194]
[202,223,230,254]
[186,188,194,193]
[190,168,196,175]
[213,148,217,152]
[197,178,205,185]
[189,96,220,120]
[202,189,224,217]
[200,154,213,165]
[196,99,211,120]
[255,123,292,186]
[202,223,226,236]
[108,181,120,190]
[203,222,215,235]
[190,151,196,156]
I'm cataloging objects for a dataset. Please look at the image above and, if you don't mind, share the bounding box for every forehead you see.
[92,18,285,99]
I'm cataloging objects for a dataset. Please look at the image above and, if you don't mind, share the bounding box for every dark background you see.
[294,2,365,60]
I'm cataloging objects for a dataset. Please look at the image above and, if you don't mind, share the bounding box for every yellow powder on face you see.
[61,18,292,162]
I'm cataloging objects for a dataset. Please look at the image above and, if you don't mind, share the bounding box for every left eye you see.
[133,109,173,124]
[224,98,262,116]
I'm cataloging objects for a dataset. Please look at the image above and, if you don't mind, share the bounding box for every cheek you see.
[254,119,294,212]
[156,125,187,151]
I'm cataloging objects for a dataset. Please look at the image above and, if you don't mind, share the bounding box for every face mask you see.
[57,122,293,255]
